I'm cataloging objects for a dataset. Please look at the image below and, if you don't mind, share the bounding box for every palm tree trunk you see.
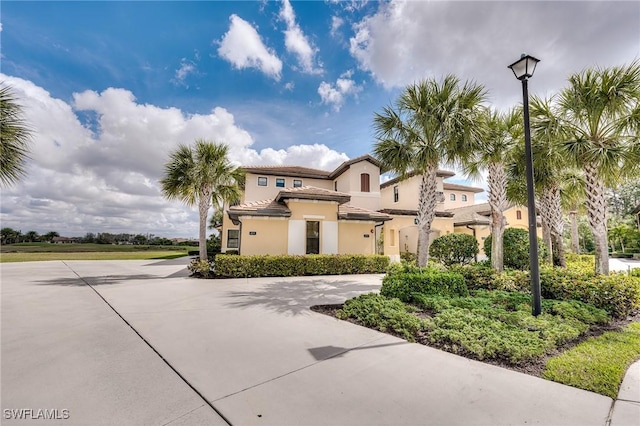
[416,165,438,267]
[198,191,212,260]
[539,195,553,264]
[583,163,609,275]
[542,184,566,267]
[569,210,579,253]
[487,161,507,272]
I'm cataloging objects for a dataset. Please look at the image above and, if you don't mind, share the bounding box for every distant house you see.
[51,236,78,244]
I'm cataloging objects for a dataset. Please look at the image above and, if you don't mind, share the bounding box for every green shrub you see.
[448,264,498,290]
[380,268,468,302]
[213,254,390,278]
[428,233,479,266]
[630,268,640,278]
[336,293,430,342]
[400,251,417,265]
[484,228,548,270]
[187,258,214,278]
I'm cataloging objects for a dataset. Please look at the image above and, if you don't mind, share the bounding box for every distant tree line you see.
[0,228,196,246]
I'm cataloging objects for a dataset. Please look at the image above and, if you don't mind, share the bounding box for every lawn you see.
[0,243,192,262]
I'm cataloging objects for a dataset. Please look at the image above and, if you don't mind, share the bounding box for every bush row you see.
[380,264,468,302]
[213,254,389,278]
[450,264,640,318]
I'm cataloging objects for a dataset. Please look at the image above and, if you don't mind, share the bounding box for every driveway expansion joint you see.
[60,261,233,426]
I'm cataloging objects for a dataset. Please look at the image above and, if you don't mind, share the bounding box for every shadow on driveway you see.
[34,274,161,287]
[224,277,380,316]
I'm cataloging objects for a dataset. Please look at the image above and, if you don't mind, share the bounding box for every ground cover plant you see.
[317,257,640,398]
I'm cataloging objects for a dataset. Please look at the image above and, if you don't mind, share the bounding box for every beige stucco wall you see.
[286,200,338,221]
[221,211,240,252]
[339,160,381,211]
[243,172,333,203]
[380,174,446,212]
[382,215,455,256]
[238,217,289,255]
[442,190,477,209]
[338,221,376,254]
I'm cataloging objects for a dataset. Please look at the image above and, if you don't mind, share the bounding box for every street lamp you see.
[508,53,542,316]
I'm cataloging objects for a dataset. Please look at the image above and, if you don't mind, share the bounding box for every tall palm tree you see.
[161,140,244,260]
[0,84,32,187]
[373,75,486,267]
[536,61,640,274]
[464,107,521,272]
[560,170,586,254]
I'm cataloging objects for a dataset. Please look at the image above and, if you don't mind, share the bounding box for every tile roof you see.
[227,199,291,224]
[242,165,331,179]
[276,186,351,204]
[329,154,380,179]
[443,182,484,193]
[380,169,457,189]
[338,204,392,221]
[378,209,455,218]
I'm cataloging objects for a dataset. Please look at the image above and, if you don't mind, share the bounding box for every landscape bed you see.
[312,259,640,397]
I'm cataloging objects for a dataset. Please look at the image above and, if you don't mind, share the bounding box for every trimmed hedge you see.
[213,254,390,278]
[429,233,478,266]
[380,267,468,302]
[452,263,640,318]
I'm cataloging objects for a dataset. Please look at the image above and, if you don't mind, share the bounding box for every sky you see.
[1,1,639,239]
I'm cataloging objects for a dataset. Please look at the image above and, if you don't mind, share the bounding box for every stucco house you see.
[221,155,392,256]
[220,154,539,260]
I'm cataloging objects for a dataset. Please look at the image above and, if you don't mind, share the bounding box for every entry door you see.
[306,221,320,254]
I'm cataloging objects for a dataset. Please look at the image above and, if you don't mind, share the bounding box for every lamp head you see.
[508,54,540,80]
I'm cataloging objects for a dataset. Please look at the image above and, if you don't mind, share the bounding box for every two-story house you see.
[221,155,392,256]
[220,153,537,260]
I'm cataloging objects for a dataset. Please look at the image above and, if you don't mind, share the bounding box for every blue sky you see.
[1,1,639,238]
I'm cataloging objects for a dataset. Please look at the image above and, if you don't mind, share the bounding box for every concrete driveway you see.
[1,258,635,425]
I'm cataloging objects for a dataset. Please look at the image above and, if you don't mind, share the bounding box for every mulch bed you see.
[310,303,640,378]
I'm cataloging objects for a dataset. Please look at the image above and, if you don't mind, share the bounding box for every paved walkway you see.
[2,258,639,425]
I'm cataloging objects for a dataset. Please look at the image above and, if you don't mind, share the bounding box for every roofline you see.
[380,169,457,189]
[242,167,330,179]
[276,191,351,205]
[328,154,380,179]
[378,209,454,218]
[443,182,484,193]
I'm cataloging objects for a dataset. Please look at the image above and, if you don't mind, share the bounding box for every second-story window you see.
[462,194,468,202]
[276,178,285,188]
[293,179,302,188]
[393,186,399,202]
[450,193,456,201]
[258,177,267,186]
[361,173,370,192]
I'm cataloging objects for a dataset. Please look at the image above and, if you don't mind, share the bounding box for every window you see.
[517,210,522,220]
[258,177,267,186]
[393,186,399,202]
[334,181,338,191]
[293,179,302,188]
[306,221,320,254]
[227,229,239,249]
[276,178,285,188]
[360,173,370,192]
[450,193,456,201]
[461,194,468,202]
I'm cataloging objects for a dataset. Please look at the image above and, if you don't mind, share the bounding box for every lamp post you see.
[508,53,542,316]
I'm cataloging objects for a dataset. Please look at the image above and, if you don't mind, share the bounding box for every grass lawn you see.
[0,243,192,262]
[544,322,640,398]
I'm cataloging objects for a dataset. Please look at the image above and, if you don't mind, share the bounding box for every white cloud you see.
[349,0,640,108]
[318,70,362,111]
[172,58,196,87]
[279,0,322,75]
[217,14,283,80]
[330,16,344,38]
[0,74,348,237]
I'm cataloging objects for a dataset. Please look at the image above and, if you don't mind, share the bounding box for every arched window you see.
[360,173,370,192]
[450,193,456,201]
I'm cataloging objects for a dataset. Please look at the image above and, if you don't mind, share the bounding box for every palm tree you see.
[536,61,640,274]
[560,170,586,254]
[161,139,244,260]
[373,75,486,267]
[464,107,521,272]
[0,84,32,187]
